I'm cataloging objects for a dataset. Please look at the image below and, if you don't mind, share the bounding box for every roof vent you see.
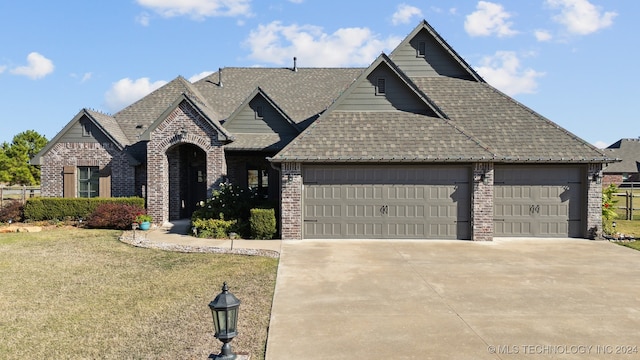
[293,57,297,72]
[218,68,223,87]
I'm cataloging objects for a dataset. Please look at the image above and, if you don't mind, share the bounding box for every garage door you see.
[494,166,583,237]
[303,165,470,239]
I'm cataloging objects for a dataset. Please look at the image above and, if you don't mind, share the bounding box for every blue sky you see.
[0,0,635,148]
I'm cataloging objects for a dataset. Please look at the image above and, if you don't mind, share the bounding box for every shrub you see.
[24,197,145,221]
[192,183,258,222]
[250,208,277,239]
[192,218,237,239]
[86,203,145,230]
[602,184,619,234]
[0,201,24,223]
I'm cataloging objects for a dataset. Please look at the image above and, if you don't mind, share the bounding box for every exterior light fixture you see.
[209,282,241,360]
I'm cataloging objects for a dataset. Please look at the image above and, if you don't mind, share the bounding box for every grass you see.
[0,228,278,359]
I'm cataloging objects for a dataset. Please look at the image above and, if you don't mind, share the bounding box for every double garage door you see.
[302,165,584,239]
[303,165,470,239]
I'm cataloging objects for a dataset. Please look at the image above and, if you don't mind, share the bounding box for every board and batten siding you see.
[390,29,475,80]
[334,65,432,114]
[223,96,298,136]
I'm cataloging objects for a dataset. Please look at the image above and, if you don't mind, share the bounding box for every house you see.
[601,138,640,187]
[32,20,612,240]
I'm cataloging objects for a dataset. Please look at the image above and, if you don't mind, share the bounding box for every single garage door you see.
[494,166,583,237]
[303,165,470,239]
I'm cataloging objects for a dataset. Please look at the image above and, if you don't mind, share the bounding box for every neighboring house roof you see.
[602,138,640,173]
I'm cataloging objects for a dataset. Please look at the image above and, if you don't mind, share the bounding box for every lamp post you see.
[209,282,241,360]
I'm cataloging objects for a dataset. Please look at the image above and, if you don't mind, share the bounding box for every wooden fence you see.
[0,185,41,207]
[613,191,639,220]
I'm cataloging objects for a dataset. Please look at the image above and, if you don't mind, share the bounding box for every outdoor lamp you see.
[209,282,241,360]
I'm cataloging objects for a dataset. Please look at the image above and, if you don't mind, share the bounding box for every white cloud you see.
[475,51,545,96]
[10,52,54,79]
[546,0,616,35]
[136,0,251,20]
[0,65,6,74]
[465,1,518,37]
[189,71,214,82]
[392,4,423,25]
[534,29,553,41]
[104,77,167,112]
[136,12,151,26]
[593,140,608,149]
[245,21,402,67]
[288,0,304,3]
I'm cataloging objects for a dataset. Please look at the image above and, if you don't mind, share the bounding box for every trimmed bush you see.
[24,197,145,221]
[0,201,24,223]
[86,203,146,230]
[250,208,276,240]
[192,218,237,239]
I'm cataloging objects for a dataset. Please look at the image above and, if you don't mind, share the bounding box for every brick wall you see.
[40,142,134,197]
[280,162,302,239]
[471,162,494,241]
[146,101,226,224]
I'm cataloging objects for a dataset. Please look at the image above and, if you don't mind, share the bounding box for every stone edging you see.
[119,231,279,258]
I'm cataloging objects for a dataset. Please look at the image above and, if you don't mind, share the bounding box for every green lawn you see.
[0,228,278,359]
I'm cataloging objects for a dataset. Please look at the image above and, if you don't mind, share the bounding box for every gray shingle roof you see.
[225,133,296,151]
[193,68,363,125]
[85,109,128,148]
[413,77,610,163]
[271,112,495,162]
[602,139,640,173]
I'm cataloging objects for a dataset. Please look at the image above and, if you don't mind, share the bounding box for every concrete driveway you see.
[265,239,640,359]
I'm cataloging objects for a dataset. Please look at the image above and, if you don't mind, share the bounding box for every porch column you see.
[472,162,494,241]
[586,163,603,239]
[280,162,302,240]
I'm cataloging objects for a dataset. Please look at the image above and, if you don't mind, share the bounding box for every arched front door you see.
[167,143,207,220]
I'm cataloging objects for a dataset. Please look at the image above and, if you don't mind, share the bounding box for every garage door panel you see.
[304,166,470,239]
[495,166,583,238]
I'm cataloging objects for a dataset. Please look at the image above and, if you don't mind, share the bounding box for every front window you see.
[78,166,99,198]
[248,167,269,198]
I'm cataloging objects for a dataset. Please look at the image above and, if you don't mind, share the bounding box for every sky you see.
[0,0,636,149]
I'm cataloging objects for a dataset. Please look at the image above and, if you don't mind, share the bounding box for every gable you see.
[223,93,298,137]
[390,21,482,81]
[334,62,437,116]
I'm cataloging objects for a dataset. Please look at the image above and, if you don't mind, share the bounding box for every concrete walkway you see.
[265,239,640,359]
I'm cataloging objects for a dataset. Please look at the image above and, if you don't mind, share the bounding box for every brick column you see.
[472,162,494,241]
[280,162,302,240]
[586,163,603,239]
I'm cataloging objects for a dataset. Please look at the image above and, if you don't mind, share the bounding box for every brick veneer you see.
[280,162,302,239]
[146,102,226,225]
[40,142,134,197]
[472,162,494,241]
[587,163,603,239]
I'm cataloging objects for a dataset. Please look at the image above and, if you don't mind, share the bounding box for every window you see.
[376,78,386,95]
[248,167,269,198]
[78,166,99,198]
[417,41,426,57]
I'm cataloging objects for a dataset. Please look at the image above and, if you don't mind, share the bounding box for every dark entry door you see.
[180,145,207,218]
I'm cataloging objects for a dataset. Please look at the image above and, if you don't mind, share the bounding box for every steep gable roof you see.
[193,67,363,126]
[414,77,610,163]
[272,53,495,162]
[114,76,216,143]
[31,108,136,165]
[390,20,483,81]
[602,139,640,173]
[139,93,232,142]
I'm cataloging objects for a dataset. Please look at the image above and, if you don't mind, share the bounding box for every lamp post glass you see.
[209,282,241,359]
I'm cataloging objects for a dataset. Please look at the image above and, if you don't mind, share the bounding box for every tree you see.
[0,130,48,185]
